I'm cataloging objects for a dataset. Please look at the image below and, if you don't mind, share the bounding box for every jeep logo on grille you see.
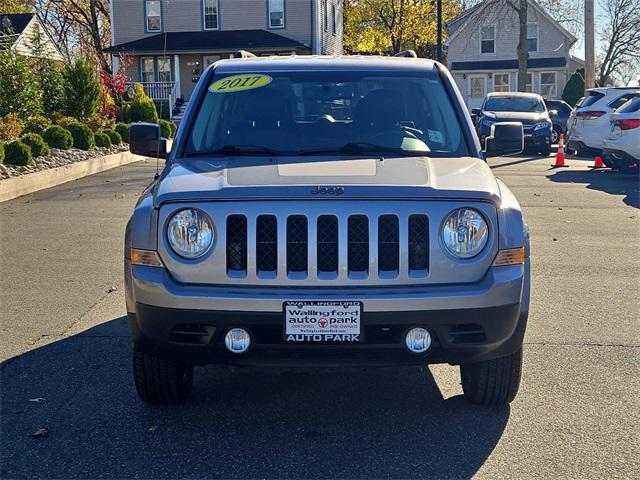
[311,186,345,196]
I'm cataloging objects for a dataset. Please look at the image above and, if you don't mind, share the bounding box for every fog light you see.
[405,328,432,353]
[224,328,251,353]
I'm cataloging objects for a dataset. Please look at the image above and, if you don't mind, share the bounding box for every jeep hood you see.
[153,156,502,206]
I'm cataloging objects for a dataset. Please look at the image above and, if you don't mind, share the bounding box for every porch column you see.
[112,55,120,77]
[173,55,181,99]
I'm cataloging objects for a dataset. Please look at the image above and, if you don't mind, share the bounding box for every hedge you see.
[94,131,112,148]
[0,143,4,164]
[23,115,51,135]
[21,133,50,157]
[158,119,174,139]
[115,123,130,143]
[42,125,73,149]
[4,140,32,166]
[66,122,95,150]
[103,129,122,145]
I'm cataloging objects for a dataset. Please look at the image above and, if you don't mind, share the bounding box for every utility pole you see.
[436,0,443,62]
[584,0,595,91]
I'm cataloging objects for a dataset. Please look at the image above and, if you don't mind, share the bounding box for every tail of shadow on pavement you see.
[1,317,509,479]
[547,168,639,209]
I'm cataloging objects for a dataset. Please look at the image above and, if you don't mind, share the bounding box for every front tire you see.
[460,347,523,405]
[133,351,194,405]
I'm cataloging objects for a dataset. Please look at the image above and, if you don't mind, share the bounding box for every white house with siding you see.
[445,0,584,109]
[0,13,65,62]
[107,0,344,116]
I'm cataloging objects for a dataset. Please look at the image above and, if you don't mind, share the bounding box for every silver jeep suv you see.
[125,56,529,406]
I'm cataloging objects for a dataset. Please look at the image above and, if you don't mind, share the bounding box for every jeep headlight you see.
[482,119,494,128]
[442,208,488,258]
[167,208,214,259]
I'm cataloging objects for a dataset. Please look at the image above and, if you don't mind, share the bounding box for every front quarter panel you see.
[125,182,158,312]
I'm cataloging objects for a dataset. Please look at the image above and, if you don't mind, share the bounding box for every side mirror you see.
[485,122,524,157]
[129,123,167,158]
[548,109,558,118]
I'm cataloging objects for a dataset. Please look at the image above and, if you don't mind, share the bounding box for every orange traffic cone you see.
[551,134,567,167]
[590,155,605,169]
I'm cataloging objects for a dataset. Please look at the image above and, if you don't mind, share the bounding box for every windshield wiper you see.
[298,142,429,157]
[186,144,287,157]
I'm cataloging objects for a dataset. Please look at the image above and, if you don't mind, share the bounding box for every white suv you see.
[602,96,640,173]
[567,87,640,156]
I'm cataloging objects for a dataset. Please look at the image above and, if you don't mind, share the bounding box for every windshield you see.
[484,96,546,113]
[186,69,468,157]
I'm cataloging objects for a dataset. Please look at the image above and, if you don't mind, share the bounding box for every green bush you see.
[563,68,585,107]
[127,84,158,123]
[94,131,112,148]
[115,123,130,143]
[23,115,52,134]
[0,50,42,118]
[66,122,95,150]
[42,125,73,149]
[62,57,101,119]
[38,60,65,115]
[158,119,174,139]
[103,129,122,145]
[21,132,49,157]
[0,143,4,164]
[154,100,170,119]
[4,140,32,166]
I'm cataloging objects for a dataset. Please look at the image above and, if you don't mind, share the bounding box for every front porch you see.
[108,29,311,120]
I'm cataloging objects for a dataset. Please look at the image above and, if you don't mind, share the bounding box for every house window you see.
[145,0,161,32]
[540,72,556,97]
[203,0,219,30]
[494,73,510,92]
[518,72,533,93]
[141,57,155,83]
[158,57,172,82]
[323,0,328,31]
[332,2,337,34]
[480,26,495,55]
[268,0,285,28]
[527,23,538,52]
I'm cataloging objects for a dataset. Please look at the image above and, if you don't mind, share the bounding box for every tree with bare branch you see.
[596,0,640,86]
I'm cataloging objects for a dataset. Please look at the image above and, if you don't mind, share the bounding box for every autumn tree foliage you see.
[344,0,463,56]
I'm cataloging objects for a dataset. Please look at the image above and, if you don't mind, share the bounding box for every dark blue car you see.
[473,92,555,156]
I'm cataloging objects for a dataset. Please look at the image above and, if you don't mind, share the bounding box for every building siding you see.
[112,0,314,48]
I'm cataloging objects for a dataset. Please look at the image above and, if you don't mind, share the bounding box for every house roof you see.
[105,29,309,54]
[0,13,33,35]
[451,57,567,71]
[445,0,577,47]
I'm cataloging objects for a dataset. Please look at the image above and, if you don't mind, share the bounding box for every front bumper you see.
[127,261,530,367]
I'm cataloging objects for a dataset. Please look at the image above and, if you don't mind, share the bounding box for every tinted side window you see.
[609,93,639,110]
[616,96,640,113]
[580,91,605,108]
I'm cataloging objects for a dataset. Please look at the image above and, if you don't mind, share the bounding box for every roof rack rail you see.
[394,50,417,58]
[231,50,257,58]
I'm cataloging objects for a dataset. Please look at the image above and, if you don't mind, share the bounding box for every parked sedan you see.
[567,87,640,156]
[544,98,572,144]
[474,92,554,156]
[602,96,640,174]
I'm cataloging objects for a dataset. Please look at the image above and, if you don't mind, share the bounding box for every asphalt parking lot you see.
[1,155,638,479]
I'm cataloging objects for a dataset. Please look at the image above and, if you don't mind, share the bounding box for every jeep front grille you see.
[224,213,429,280]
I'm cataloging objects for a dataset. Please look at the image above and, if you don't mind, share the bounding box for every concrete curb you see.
[0,151,145,203]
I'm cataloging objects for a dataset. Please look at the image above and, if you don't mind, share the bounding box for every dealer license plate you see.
[284,301,361,342]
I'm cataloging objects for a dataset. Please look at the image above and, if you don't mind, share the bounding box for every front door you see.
[468,75,487,110]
